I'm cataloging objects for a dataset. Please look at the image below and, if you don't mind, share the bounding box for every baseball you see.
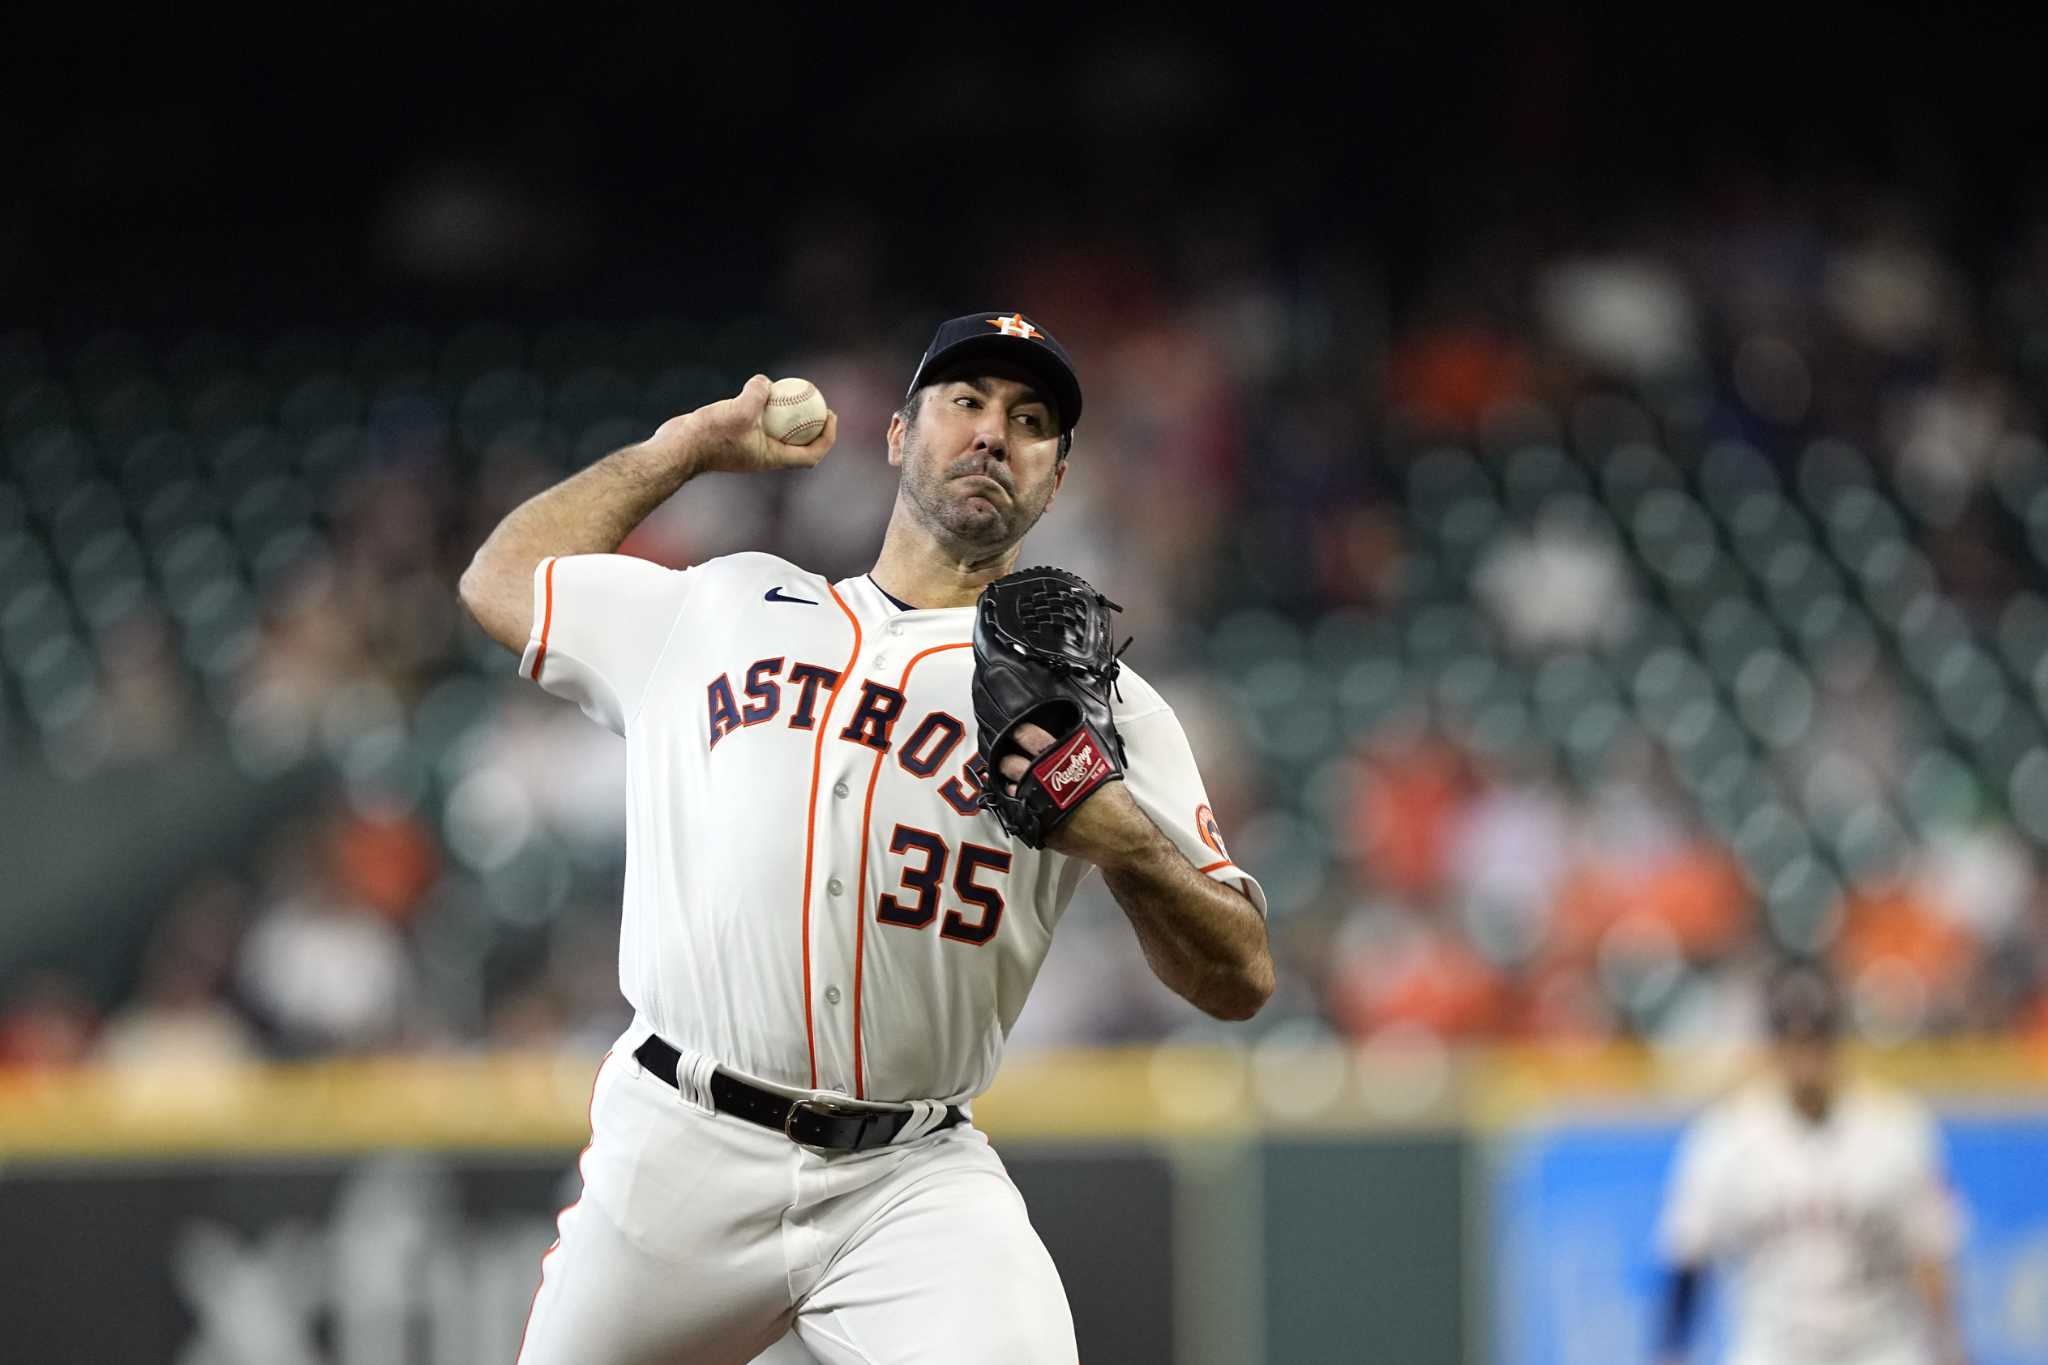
[762,377,829,445]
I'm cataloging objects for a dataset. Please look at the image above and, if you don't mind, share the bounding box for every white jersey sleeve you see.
[1658,1105,1735,1265]
[1112,668,1268,916]
[517,553,699,735]
[1893,1102,1965,1261]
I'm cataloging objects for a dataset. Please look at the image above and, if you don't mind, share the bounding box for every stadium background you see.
[5,5,2048,1361]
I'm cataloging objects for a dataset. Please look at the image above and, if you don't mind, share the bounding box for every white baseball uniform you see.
[510,550,1265,1365]
[1657,1078,1964,1365]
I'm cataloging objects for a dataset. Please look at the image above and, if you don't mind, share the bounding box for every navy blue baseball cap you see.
[905,311,1083,434]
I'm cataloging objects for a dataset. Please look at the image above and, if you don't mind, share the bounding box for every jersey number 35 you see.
[875,824,1012,947]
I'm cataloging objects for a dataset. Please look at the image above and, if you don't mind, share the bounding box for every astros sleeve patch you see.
[1115,704,1268,918]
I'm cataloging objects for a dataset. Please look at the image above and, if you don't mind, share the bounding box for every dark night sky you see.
[6,4,2046,332]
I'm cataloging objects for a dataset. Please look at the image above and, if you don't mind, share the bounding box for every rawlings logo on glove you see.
[1036,732,1112,809]
[970,566,1130,848]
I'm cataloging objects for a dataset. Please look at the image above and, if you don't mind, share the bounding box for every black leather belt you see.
[633,1036,964,1154]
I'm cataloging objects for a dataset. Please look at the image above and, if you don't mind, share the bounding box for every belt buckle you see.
[784,1095,880,1152]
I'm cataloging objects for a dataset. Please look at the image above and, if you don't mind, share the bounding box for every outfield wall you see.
[0,1045,2039,1364]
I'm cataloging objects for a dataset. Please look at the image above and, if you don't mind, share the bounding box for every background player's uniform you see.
[1657,1079,1964,1365]
[512,550,1266,1364]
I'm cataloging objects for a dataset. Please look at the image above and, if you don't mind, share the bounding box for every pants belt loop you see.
[676,1049,719,1115]
[894,1098,945,1145]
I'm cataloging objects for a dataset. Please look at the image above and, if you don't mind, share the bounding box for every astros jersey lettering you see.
[519,549,1265,1105]
[1658,1080,1963,1365]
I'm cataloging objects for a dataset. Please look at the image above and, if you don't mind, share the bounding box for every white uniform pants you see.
[515,1046,1079,1365]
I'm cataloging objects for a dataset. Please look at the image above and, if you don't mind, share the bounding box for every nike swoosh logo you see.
[765,587,819,605]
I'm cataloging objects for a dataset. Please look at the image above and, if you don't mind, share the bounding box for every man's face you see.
[1776,1034,1839,1100]
[888,368,1066,553]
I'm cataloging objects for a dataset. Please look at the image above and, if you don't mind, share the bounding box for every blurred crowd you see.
[7,183,2048,1072]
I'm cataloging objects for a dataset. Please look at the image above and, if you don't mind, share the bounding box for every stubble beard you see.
[901,429,1054,561]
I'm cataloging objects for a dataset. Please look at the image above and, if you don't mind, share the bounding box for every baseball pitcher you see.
[458,312,1273,1364]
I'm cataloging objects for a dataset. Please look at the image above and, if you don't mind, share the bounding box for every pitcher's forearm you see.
[458,436,695,651]
[458,376,839,652]
[1097,812,1273,1020]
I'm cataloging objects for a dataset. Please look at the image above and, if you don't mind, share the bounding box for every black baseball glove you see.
[971,566,1130,849]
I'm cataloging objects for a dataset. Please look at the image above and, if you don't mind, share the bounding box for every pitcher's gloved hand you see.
[970,566,1129,849]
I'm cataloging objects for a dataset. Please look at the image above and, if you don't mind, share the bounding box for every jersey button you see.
[888,621,903,636]
[833,781,850,799]
[827,878,844,896]
[825,986,841,1005]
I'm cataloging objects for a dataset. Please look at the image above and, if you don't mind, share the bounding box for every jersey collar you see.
[866,574,915,613]
[848,573,974,622]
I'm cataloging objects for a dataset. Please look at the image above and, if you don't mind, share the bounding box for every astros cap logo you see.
[909,311,1083,430]
[986,313,1043,341]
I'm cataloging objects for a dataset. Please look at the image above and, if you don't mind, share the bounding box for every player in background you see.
[1655,961,1970,1365]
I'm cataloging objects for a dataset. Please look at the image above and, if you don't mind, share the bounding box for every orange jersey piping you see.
[801,585,862,1089]
[528,557,558,681]
[851,640,973,1098]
